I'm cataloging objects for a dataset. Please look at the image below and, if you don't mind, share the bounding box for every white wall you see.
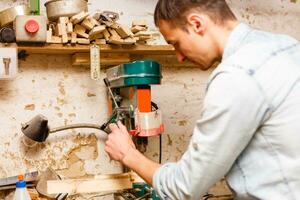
[0,0,299,198]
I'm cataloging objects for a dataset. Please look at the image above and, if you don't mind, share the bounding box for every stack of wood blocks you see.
[47,11,153,45]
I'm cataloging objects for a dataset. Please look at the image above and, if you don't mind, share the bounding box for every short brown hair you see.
[154,0,236,27]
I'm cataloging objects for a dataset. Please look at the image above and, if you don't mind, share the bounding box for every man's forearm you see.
[122,148,161,185]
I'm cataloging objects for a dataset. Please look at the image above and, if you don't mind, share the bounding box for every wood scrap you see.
[131,25,147,33]
[70,11,89,24]
[71,32,77,44]
[116,25,133,38]
[67,22,73,33]
[47,172,144,195]
[46,11,154,45]
[108,28,121,39]
[81,18,95,30]
[89,33,104,41]
[74,24,89,38]
[94,39,106,45]
[58,17,69,24]
[50,36,62,44]
[132,19,148,27]
[89,25,106,37]
[102,29,111,41]
[46,28,52,43]
[123,37,136,44]
[76,38,90,44]
[108,37,124,45]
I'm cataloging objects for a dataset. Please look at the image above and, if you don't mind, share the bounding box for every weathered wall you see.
[0,0,299,199]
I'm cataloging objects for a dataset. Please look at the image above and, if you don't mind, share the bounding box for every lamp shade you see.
[21,114,50,142]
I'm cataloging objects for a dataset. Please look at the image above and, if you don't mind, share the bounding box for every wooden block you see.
[94,39,106,45]
[46,28,52,43]
[108,37,124,45]
[58,17,69,24]
[131,25,147,34]
[138,35,152,41]
[74,24,89,38]
[70,11,89,24]
[89,16,100,27]
[116,25,133,38]
[74,24,86,33]
[62,34,68,44]
[76,38,90,44]
[136,40,147,45]
[108,28,121,39]
[60,23,67,35]
[55,23,63,36]
[89,25,106,37]
[67,22,73,33]
[134,31,152,37]
[47,173,135,195]
[77,32,89,39]
[50,36,62,44]
[81,18,95,30]
[122,37,136,45]
[132,19,148,27]
[71,32,77,44]
[102,29,111,41]
[89,33,104,41]
[109,22,120,29]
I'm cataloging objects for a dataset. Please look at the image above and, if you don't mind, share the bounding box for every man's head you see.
[154,0,238,69]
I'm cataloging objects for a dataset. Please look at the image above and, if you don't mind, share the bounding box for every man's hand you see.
[105,121,136,163]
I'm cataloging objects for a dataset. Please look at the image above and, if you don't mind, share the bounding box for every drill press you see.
[103,60,163,200]
[103,60,164,152]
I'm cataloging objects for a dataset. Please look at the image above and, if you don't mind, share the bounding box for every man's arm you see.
[105,70,270,200]
[105,121,161,184]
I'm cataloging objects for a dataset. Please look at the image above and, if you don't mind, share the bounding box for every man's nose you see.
[175,51,186,62]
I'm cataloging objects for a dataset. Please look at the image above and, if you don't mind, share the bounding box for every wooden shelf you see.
[18,44,175,55]
[17,43,198,67]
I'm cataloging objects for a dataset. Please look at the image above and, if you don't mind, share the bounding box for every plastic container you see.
[13,175,32,200]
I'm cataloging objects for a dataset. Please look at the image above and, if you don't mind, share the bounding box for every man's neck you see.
[212,20,239,62]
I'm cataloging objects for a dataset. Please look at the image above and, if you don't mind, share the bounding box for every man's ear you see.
[186,13,206,35]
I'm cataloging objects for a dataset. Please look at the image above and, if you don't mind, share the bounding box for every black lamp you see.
[21,114,112,143]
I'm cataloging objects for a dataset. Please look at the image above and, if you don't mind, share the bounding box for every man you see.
[105,0,300,199]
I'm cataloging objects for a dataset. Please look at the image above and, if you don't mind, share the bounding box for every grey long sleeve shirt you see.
[153,23,300,200]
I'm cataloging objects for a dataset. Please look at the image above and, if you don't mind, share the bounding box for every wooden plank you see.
[17,44,175,55]
[47,173,135,195]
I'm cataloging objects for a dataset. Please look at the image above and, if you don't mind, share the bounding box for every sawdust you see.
[57,134,98,178]
[166,134,172,146]
[178,120,187,126]
[56,97,67,106]
[58,81,66,95]
[24,104,35,111]
[87,92,96,97]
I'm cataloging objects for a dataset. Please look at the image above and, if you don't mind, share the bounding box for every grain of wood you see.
[116,26,133,38]
[132,19,148,27]
[70,11,89,24]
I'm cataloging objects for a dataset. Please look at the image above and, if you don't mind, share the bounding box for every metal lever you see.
[103,78,119,108]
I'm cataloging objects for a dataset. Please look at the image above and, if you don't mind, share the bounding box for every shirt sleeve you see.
[153,70,270,200]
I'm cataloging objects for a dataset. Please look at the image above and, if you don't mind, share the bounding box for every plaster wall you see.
[0,0,299,199]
